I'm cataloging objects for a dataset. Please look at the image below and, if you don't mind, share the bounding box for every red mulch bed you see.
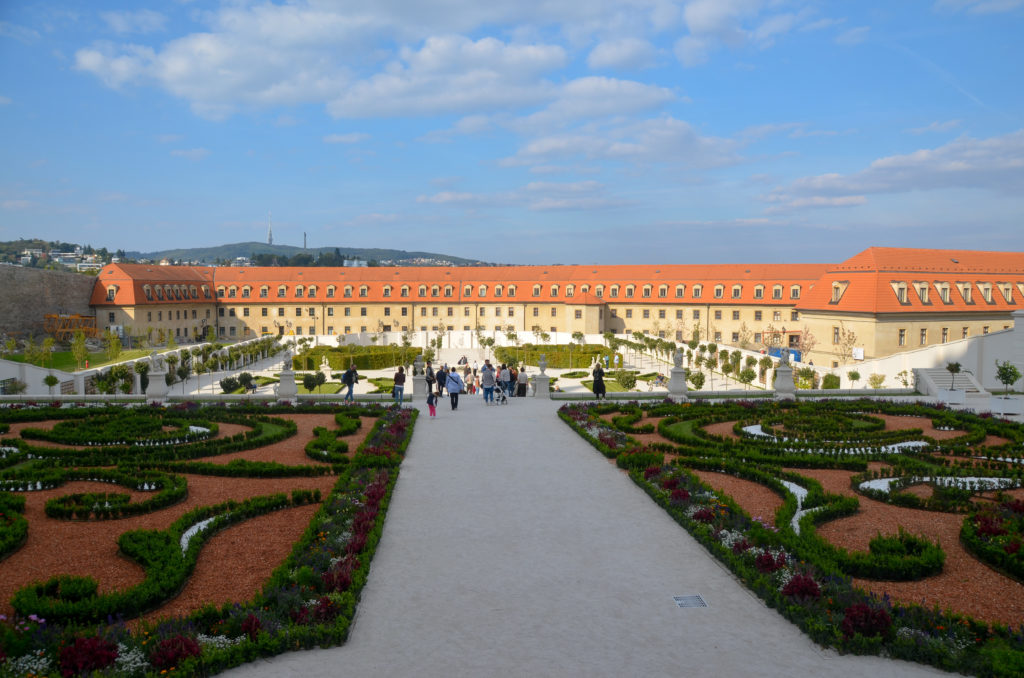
[0,411,373,622]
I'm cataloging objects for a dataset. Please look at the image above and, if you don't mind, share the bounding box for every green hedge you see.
[494,343,615,369]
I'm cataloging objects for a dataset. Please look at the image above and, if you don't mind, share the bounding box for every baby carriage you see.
[495,388,508,405]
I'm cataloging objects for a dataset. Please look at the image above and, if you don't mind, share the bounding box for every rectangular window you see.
[384,307,391,316]
[295,288,303,298]
[147,311,152,321]
[754,332,762,343]
[774,311,782,321]
[494,307,501,317]
[693,310,700,320]
[658,309,665,319]
[295,327,302,335]
[479,307,486,316]
[108,312,115,323]
[309,326,314,335]
[243,308,249,317]
[278,308,284,317]
[642,310,650,319]
[676,310,683,319]
[731,332,739,342]
[327,326,334,334]
[920,328,927,345]
[261,326,268,334]
[898,329,906,346]
[791,311,799,321]
[262,308,268,317]
[360,308,367,316]
[962,327,969,339]
[754,311,762,321]
[327,308,334,317]
[447,307,454,316]
[714,331,722,342]
[401,307,407,316]
[551,307,557,317]
[533,308,539,317]
[296,308,302,317]
[714,310,722,320]
[941,327,948,343]
[626,309,633,318]
[464,307,471,316]
[420,308,427,316]
[833,327,840,344]
[158,311,162,321]
[574,310,582,319]
[732,310,740,320]
[508,307,515,317]
[983,326,990,334]
[344,326,351,334]
[345,307,351,316]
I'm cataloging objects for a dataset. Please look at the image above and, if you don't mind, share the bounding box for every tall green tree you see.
[71,331,88,371]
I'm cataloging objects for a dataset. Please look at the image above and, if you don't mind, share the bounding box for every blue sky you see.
[1,1,1022,265]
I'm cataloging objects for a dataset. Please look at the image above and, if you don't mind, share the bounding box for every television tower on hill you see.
[267,212,273,246]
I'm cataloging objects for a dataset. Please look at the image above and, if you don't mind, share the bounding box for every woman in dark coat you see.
[592,363,606,399]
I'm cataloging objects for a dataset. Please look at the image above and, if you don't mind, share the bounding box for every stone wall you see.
[0,266,96,340]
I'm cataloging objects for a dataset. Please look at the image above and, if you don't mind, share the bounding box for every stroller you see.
[495,388,508,405]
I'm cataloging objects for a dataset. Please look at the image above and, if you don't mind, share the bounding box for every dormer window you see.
[625,285,635,298]
[566,285,574,298]
[658,285,667,298]
[443,285,453,298]
[890,282,909,304]
[596,285,604,298]
[731,285,742,299]
[956,282,973,304]
[977,282,993,304]
[106,286,117,301]
[464,285,473,297]
[772,285,783,300]
[507,285,516,297]
[228,286,237,299]
[144,285,153,301]
[692,285,703,299]
[295,286,304,298]
[327,285,336,298]
[997,282,1014,304]
[418,285,427,297]
[156,287,164,300]
[202,285,211,299]
[753,285,764,299]
[400,286,409,298]
[714,285,724,299]
[913,281,930,304]
[344,285,353,298]
[359,285,368,298]
[478,285,487,297]
[277,286,287,298]
[675,285,685,298]
[432,285,440,298]
[308,286,317,298]
[242,286,251,299]
[790,285,801,300]
[533,285,541,297]
[551,285,559,298]
[383,286,391,298]
[609,285,619,298]
[494,285,503,297]
[642,285,652,298]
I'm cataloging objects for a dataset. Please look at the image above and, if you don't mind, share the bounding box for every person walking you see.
[480,359,496,404]
[435,364,447,397]
[393,365,406,406]
[342,363,359,402]
[446,368,465,410]
[425,360,436,394]
[463,363,473,394]
[592,363,606,400]
[426,388,437,418]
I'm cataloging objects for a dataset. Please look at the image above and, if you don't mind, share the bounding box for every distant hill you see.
[123,242,490,267]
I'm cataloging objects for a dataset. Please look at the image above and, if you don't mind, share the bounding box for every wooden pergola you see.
[43,314,98,341]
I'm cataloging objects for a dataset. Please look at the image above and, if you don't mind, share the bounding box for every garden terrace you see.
[0,402,416,677]
[560,398,1024,676]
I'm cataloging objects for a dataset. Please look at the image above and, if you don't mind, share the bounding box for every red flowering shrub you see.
[1003,498,1024,514]
[670,488,691,505]
[975,513,1008,537]
[1005,540,1021,555]
[322,555,360,593]
[781,574,821,600]
[150,634,201,670]
[661,476,680,490]
[58,636,118,677]
[291,596,339,625]
[755,551,786,573]
[731,538,751,554]
[643,466,661,480]
[841,603,892,639]
[241,613,262,641]
[692,508,715,523]
[346,532,368,555]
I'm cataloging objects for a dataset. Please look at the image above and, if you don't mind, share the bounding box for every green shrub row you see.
[41,469,188,520]
[0,491,28,560]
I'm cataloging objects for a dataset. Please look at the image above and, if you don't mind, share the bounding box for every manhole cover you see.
[673,594,707,608]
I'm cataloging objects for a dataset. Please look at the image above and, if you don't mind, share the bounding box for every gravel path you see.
[225,395,946,678]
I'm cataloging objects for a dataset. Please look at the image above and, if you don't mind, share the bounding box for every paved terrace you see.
[225,393,947,678]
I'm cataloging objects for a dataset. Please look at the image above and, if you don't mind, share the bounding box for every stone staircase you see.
[914,367,988,397]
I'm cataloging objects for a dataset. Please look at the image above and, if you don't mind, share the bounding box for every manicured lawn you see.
[581,379,631,393]
[7,349,154,372]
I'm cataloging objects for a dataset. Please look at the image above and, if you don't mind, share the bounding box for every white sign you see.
[852,347,865,361]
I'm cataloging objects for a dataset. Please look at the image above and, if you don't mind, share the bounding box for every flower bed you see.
[559,399,1024,677]
[0,402,416,677]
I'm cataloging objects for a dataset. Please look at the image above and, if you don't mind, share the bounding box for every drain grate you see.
[673,594,708,608]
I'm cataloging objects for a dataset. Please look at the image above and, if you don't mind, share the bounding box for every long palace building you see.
[91,247,1024,368]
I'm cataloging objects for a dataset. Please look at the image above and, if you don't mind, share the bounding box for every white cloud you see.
[170,148,209,160]
[74,42,155,89]
[933,0,1024,13]
[0,96,10,106]
[328,36,564,117]
[906,119,962,134]
[504,116,740,168]
[156,133,183,143]
[0,21,40,43]
[2,200,34,210]
[765,195,867,213]
[324,133,370,144]
[516,77,674,133]
[101,10,166,35]
[835,26,869,46]
[587,38,657,70]
[417,179,620,211]
[766,130,1024,210]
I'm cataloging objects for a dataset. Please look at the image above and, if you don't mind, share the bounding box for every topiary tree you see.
[946,362,962,390]
[847,370,861,388]
[315,371,327,393]
[176,364,191,394]
[821,373,840,389]
[615,369,636,390]
[134,361,150,393]
[43,374,59,394]
[868,373,886,389]
[995,359,1022,396]
[737,367,756,390]
[687,371,705,391]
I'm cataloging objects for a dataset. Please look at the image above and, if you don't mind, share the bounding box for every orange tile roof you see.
[797,247,1024,313]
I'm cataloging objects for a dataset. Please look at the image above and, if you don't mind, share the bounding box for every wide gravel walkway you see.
[225,393,948,678]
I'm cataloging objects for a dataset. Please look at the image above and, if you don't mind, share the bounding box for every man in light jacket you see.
[446,369,465,410]
[480,359,496,404]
